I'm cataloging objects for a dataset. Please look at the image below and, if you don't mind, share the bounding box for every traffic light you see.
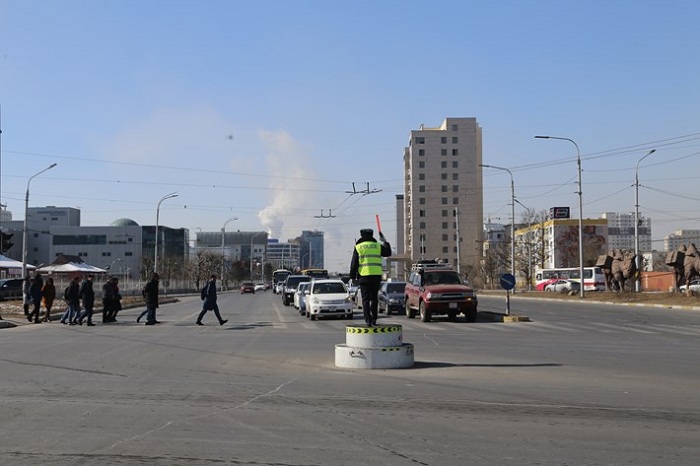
[0,231,13,254]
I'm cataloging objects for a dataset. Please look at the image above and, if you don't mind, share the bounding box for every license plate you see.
[449,302,458,309]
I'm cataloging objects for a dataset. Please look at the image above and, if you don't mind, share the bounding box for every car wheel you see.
[347,313,353,320]
[310,314,316,321]
[406,301,416,319]
[386,306,392,316]
[419,302,431,323]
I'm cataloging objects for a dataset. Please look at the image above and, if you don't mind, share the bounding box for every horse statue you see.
[665,243,700,295]
[597,249,637,292]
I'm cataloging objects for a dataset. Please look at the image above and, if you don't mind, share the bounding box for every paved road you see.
[1,292,699,465]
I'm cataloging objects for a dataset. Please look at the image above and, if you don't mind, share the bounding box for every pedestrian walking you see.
[139,272,160,325]
[41,277,56,322]
[77,274,96,326]
[60,275,82,325]
[27,274,44,323]
[107,277,122,322]
[196,274,228,326]
[349,228,391,327]
[102,276,121,323]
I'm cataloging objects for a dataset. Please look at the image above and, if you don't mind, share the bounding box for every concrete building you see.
[515,218,608,270]
[664,229,700,252]
[601,212,651,252]
[266,239,300,270]
[403,117,483,277]
[298,230,324,269]
[195,230,268,267]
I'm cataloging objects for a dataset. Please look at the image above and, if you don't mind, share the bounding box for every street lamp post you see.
[535,135,584,298]
[634,149,656,292]
[221,216,238,284]
[22,163,57,278]
[154,192,178,273]
[480,164,516,280]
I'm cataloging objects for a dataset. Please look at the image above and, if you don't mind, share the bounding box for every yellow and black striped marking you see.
[346,325,402,334]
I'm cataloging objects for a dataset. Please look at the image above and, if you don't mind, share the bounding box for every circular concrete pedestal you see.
[335,324,414,369]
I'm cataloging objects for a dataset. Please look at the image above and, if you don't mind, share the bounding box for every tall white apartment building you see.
[403,117,483,275]
[601,212,651,252]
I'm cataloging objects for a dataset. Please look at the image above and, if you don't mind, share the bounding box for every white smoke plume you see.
[257,129,315,240]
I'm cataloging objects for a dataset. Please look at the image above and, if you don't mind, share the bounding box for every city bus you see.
[272,269,291,294]
[535,266,606,292]
[301,268,329,279]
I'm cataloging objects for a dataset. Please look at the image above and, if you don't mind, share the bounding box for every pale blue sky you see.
[1,0,699,271]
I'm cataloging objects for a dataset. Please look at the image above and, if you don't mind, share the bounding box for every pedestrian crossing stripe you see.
[346,325,402,334]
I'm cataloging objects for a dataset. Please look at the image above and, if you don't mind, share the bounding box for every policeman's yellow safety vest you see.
[355,241,383,276]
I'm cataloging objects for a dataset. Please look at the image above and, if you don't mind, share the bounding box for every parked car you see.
[305,279,353,321]
[378,281,406,315]
[679,279,700,294]
[0,278,24,300]
[544,279,581,294]
[295,282,311,315]
[240,281,256,294]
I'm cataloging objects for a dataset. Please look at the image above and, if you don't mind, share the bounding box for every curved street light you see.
[480,164,516,280]
[535,135,584,298]
[154,192,178,273]
[634,149,656,292]
[221,216,238,283]
[22,163,57,278]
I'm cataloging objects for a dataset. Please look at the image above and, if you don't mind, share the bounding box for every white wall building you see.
[601,212,651,252]
[403,117,483,276]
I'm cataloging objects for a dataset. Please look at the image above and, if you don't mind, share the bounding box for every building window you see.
[419,161,425,168]
[416,137,425,144]
[441,198,448,205]
[441,149,447,156]
[452,173,459,180]
[442,222,448,229]
[101,252,111,257]
[418,149,425,156]
[451,124,458,131]
[442,234,448,241]
[452,185,459,192]
[441,185,447,192]
[442,210,448,217]
[441,173,447,180]
[419,198,425,205]
[452,161,458,168]
[441,161,447,168]
[419,210,426,217]
[125,252,133,256]
[419,173,425,180]
[419,222,426,229]
[443,246,449,253]
[453,198,459,204]
[419,185,425,192]
[452,149,459,156]
[452,137,458,143]
[441,137,447,143]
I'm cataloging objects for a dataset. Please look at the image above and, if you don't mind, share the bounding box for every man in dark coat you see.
[140,272,160,325]
[77,274,96,326]
[196,274,228,326]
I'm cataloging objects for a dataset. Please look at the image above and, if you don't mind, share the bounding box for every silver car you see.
[544,279,581,294]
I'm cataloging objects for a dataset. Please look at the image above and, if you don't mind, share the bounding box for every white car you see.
[544,279,581,294]
[679,279,700,294]
[294,282,310,311]
[306,279,353,321]
[254,283,266,292]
